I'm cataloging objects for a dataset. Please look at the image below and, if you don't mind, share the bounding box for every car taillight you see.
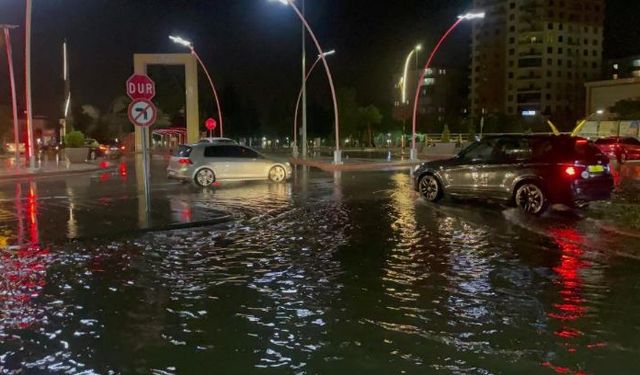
[178,158,192,165]
[565,166,577,176]
[120,146,126,151]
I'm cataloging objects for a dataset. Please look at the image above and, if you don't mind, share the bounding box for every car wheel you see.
[269,165,287,183]
[195,168,215,187]
[515,182,548,215]
[419,174,443,202]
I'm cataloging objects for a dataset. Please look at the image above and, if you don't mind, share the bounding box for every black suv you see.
[413,135,614,215]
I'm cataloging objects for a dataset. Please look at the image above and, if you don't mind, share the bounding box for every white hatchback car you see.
[167,143,292,186]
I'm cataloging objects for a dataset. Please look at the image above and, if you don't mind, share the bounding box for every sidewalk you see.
[0,159,115,180]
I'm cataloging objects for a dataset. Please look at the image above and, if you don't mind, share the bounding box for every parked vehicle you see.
[167,143,291,186]
[413,135,614,215]
[594,136,640,163]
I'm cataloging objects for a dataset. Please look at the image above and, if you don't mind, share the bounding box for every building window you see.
[547,47,553,53]
[558,35,564,42]
[510,26,516,32]
[548,23,553,30]
[508,72,514,78]
[558,59,563,66]
[593,39,598,46]
[558,47,563,54]
[509,49,515,56]
[592,62,598,69]
[546,93,552,100]
[509,37,515,44]
[546,82,552,88]
[510,2,515,9]
[592,50,597,57]
[547,71,552,78]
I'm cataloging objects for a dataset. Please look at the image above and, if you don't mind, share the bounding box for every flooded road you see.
[1,164,639,374]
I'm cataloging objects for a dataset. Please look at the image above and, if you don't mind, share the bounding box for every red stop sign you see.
[126,74,156,100]
[205,118,217,131]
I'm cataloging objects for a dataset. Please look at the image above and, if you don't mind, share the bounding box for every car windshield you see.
[595,138,618,145]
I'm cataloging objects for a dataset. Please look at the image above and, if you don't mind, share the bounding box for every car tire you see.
[269,165,287,183]
[195,168,215,187]
[419,174,443,202]
[515,182,548,215]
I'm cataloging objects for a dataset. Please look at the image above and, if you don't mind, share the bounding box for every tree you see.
[337,87,360,140]
[610,99,640,120]
[358,105,383,147]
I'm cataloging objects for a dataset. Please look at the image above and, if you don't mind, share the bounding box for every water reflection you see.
[0,180,49,334]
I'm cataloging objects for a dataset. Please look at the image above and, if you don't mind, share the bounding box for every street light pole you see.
[293,50,335,157]
[410,12,484,161]
[2,25,20,167]
[25,0,36,169]
[401,44,421,150]
[169,36,224,137]
[270,0,341,164]
[301,0,308,159]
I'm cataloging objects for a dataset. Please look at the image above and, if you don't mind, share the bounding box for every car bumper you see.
[570,176,614,203]
[167,168,192,181]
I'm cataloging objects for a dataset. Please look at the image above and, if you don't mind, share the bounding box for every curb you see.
[0,165,116,181]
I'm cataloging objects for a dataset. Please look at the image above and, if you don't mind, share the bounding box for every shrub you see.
[65,131,85,148]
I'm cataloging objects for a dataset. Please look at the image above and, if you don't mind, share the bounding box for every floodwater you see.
[1,164,640,374]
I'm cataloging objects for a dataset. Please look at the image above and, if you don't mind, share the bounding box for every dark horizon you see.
[1,0,639,125]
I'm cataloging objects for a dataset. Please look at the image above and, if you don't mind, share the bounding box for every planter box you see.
[65,147,88,164]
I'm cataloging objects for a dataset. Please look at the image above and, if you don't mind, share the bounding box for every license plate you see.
[588,165,605,173]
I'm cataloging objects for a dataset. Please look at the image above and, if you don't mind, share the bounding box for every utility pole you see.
[301,0,308,159]
[2,25,20,167]
[25,0,36,169]
[62,39,71,142]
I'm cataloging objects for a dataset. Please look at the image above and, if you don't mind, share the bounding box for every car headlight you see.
[413,164,422,173]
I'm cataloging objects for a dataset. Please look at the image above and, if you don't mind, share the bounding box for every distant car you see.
[594,136,640,163]
[167,143,292,186]
[413,135,614,215]
[198,137,237,145]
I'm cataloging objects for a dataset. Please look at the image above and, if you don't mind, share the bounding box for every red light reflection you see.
[0,181,48,330]
[542,228,605,374]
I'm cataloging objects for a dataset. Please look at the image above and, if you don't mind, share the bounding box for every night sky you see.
[1,0,639,123]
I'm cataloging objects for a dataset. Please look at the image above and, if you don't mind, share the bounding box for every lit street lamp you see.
[293,50,335,158]
[410,12,485,161]
[401,44,422,105]
[269,0,342,164]
[170,35,224,137]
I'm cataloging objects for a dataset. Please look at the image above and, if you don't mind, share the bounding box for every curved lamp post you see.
[571,109,605,137]
[2,24,20,166]
[269,0,342,164]
[293,50,335,157]
[410,12,484,161]
[170,35,224,137]
[401,44,422,105]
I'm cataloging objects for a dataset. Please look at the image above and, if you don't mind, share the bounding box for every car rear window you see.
[173,145,192,157]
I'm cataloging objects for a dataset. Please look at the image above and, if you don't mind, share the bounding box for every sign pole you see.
[141,127,151,213]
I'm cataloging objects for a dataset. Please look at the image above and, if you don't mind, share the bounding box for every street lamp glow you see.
[320,50,336,57]
[596,109,605,115]
[169,35,193,48]
[458,12,486,20]
[416,44,422,51]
